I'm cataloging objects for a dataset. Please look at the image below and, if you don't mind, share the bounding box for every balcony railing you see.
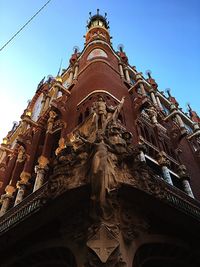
[0,183,47,234]
[0,174,200,236]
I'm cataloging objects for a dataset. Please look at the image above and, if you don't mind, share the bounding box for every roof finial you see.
[97,8,99,15]
[187,103,192,112]
[166,88,171,97]
[145,69,152,79]
[118,44,124,52]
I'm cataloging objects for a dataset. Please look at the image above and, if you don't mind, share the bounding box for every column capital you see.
[5,185,16,196]
[137,143,147,153]
[38,155,49,168]
[157,152,170,167]
[177,164,190,180]
[135,72,143,81]
[20,171,31,184]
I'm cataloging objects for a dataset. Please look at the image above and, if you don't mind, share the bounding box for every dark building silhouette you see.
[0,10,200,267]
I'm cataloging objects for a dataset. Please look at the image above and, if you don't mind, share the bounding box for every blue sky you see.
[0,0,199,141]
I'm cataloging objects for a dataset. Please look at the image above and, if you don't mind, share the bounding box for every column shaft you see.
[162,166,173,185]
[182,179,194,198]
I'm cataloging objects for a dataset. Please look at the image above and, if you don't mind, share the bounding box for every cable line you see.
[0,0,52,52]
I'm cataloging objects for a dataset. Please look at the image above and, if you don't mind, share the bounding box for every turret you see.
[85,9,111,44]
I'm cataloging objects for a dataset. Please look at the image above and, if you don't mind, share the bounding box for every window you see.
[87,49,108,60]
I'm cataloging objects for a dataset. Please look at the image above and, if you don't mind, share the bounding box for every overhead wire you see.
[0,0,52,52]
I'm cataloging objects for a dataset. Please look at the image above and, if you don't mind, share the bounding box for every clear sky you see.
[0,0,199,142]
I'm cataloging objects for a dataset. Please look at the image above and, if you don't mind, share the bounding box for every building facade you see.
[0,10,200,267]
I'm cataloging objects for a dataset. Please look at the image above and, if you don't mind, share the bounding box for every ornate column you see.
[155,93,163,110]
[157,152,173,185]
[32,111,56,191]
[135,73,146,96]
[149,89,157,106]
[178,164,194,198]
[118,62,124,78]
[42,94,51,113]
[14,172,31,206]
[124,67,131,83]
[68,69,74,84]
[0,150,17,196]
[20,112,31,134]
[33,163,49,192]
[18,126,43,197]
[0,185,15,216]
[73,63,79,80]
[9,145,26,191]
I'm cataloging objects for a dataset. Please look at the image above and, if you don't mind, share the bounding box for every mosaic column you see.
[33,164,49,192]
[178,164,194,198]
[14,172,31,206]
[157,152,173,185]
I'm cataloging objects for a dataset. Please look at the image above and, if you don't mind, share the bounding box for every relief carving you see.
[46,96,162,210]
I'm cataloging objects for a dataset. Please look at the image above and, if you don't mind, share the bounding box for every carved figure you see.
[92,96,125,133]
[78,134,118,206]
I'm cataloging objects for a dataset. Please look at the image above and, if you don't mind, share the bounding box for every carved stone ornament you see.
[46,97,161,208]
[87,224,119,263]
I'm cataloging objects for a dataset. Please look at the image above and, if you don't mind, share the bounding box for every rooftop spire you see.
[87,9,109,30]
[85,9,111,45]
